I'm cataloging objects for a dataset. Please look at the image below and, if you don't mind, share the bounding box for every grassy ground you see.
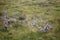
[0,0,60,40]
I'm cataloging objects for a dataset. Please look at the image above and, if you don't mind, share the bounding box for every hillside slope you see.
[0,0,60,40]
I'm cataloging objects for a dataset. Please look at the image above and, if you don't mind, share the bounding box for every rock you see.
[37,23,53,32]
[4,17,11,24]
[39,27,47,32]
[43,23,53,32]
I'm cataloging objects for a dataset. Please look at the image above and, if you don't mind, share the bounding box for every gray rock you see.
[43,23,53,32]
[36,23,53,32]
